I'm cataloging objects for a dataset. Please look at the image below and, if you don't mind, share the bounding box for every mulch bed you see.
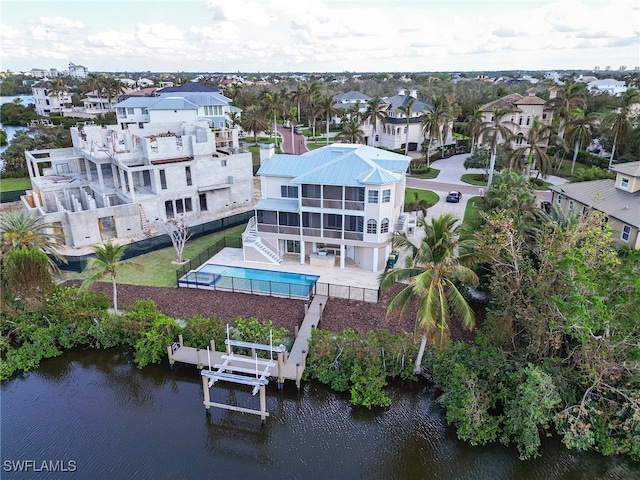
[80,282,477,342]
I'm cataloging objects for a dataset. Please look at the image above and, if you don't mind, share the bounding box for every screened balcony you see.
[300,184,365,211]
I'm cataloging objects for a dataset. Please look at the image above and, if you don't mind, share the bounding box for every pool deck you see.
[202,247,382,292]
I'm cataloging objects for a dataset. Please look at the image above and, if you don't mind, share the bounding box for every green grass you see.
[0,177,31,192]
[463,196,484,227]
[461,173,488,186]
[405,188,439,205]
[553,158,591,178]
[409,168,440,179]
[61,225,245,287]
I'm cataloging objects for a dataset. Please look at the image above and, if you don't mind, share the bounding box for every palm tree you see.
[507,116,552,177]
[565,108,598,175]
[307,98,324,141]
[477,107,517,187]
[84,74,106,113]
[319,95,340,146]
[336,117,365,144]
[240,105,269,145]
[464,107,484,153]
[549,83,587,170]
[0,211,64,269]
[602,88,640,168]
[104,78,126,112]
[396,97,416,155]
[81,241,142,313]
[48,77,68,116]
[362,97,387,146]
[380,214,480,370]
[263,91,283,149]
[421,95,452,159]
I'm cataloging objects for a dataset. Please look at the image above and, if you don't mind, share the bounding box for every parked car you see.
[446,191,462,203]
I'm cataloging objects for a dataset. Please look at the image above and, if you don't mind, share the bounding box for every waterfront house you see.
[548,161,640,248]
[244,143,411,272]
[32,79,72,116]
[22,120,253,248]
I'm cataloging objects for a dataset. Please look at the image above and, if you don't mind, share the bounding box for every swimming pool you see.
[179,264,320,299]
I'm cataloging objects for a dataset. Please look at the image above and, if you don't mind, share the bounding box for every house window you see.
[176,199,184,214]
[185,166,192,186]
[141,108,148,115]
[542,113,547,120]
[581,205,590,216]
[556,194,562,205]
[127,108,135,115]
[516,133,524,145]
[382,189,391,203]
[165,200,174,218]
[281,185,299,198]
[221,159,227,167]
[568,200,574,211]
[325,214,342,229]
[621,224,631,242]
[519,117,523,125]
[302,184,321,198]
[526,117,531,126]
[368,190,378,204]
[199,193,208,211]
[185,198,192,212]
[367,219,377,234]
[159,170,167,190]
[621,177,629,189]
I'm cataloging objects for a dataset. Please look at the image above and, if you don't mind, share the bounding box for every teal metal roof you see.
[254,198,299,212]
[258,144,409,186]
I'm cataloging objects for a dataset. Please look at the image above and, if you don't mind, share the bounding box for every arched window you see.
[519,117,523,125]
[367,219,377,234]
[526,117,531,126]
[380,218,389,234]
[516,133,524,145]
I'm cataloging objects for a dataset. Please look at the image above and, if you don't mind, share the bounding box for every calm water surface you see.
[1,349,638,479]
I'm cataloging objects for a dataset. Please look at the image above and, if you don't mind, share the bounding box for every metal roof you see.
[115,97,156,108]
[612,161,640,177]
[549,180,640,226]
[148,97,198,110]
[258,144,409,187]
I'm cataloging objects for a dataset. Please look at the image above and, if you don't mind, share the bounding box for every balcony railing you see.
[344,201,365,210]
[301,197,321,207]
[344,232,363,241]
[323,199,342,209]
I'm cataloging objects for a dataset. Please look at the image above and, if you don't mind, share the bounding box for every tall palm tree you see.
[507,116,552,177]
[477,107,517,187]
[380,214,480,370]
[240,105,269,145]
[307,98,324,141]
[81,241,142,313]
[565,108,598,175]
[602,88,640,168]
[319,95,340,146]
[363,97,387,146]
[421,95,452,159]
[464,107,484,153]
[84,74,106,113]
[336,116,365,144]
[0,211,64,269]
[48,77,68,116]
[549,83,587,170]
[396,97,416,155]
[104,78,126,111]
[263,91,283,149]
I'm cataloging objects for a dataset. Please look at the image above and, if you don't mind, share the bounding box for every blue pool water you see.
[180,264,319,298]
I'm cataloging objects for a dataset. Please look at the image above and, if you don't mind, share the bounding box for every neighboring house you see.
[587,78,627,96]
[549,161,640,249]
[31,79,72,116]
[156,82,222,95]
[68,63,88,79]
[82,90,116,114]
[22,121,253,249]
[379,88,433,152]
[479,88,554,147]
[115,91,240,147]
[245,143,411,272]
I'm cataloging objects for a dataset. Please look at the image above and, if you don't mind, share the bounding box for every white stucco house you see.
[479,89,554,147]
[22,121,253,249]
[31,79,72,116]
[587,78,627,96]
[244,144,411,272]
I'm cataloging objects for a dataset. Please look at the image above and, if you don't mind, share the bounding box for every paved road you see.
[276,125,308,154]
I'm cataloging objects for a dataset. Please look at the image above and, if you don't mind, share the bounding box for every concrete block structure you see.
[22,121,253,249]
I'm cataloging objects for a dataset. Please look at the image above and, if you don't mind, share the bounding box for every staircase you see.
[138,204,153,237]
[243,218,282,264]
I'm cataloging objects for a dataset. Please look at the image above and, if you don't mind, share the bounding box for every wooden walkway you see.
[167,295,328,388]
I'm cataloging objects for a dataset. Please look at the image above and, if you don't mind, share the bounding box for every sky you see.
[1,0,638,74]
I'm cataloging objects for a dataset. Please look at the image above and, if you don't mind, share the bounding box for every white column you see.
[340,244,345,268]
[299,239,305,264]
[372,247,379,273]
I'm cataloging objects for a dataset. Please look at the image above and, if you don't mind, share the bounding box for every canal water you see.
[1,349,637,479]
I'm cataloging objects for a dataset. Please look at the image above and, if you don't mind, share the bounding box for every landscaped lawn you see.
[553,158,591,178]
[461,173,488,186]
[0,177,31,191]
[60,225,245,287]
[409,168,440,179]
[463,196,484,227]
[405,188,439,206]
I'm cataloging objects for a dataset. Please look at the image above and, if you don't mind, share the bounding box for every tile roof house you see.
[548,161,640,248]
[245,144,411,272]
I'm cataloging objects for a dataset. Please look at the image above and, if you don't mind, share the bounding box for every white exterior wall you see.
[148,109,197,123]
